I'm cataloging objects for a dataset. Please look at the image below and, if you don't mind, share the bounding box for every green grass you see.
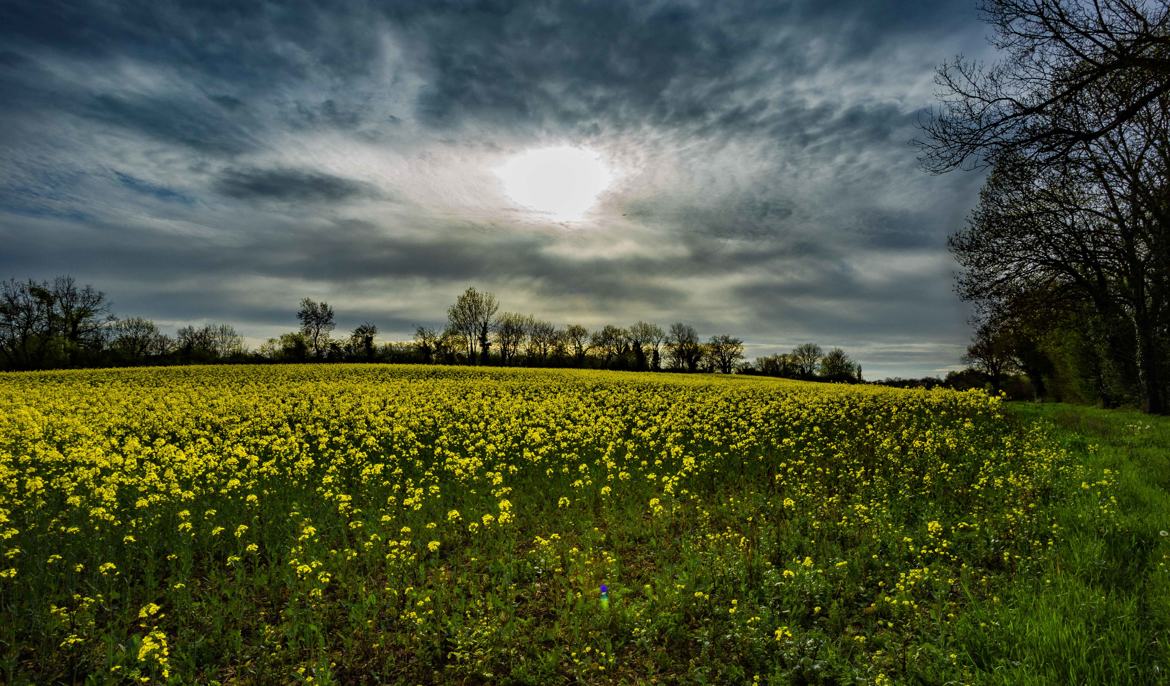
[957,402,1170,685]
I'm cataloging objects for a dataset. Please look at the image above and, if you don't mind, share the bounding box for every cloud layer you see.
[0,0,993,377]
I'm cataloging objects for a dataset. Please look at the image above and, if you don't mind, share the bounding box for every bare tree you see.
[527,319,558,362]
[950,144,1168,411]
[920,0,1170,171]
[446,287,499,364]
[177,325,213,359]
[109,317,164,360]
[791,343,823,377]
[549,327,570,361]
[628,321,665,371]
[707,334,745,374]
[755,353,798,377]
[413,326,438,363]
[207,323,245,358]
[175,323,244,360]
[0,277,109,369]
[50,277,110,363]
[666,322,703,372]
[964,320,1019,394]
[297,298,335,359]
[590,325,630,367]
[494,312,529,365]
[564,324,590,365]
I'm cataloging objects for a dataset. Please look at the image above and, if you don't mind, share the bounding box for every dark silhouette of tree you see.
[413,326,439,364]
[259,332,309,361]
[280,332,310,361]
[818,347,860,381]
[527,319,557,363]
[494,312,529,365]
[628,321,665,371]
[964,320,1019,394]
[178,323,245,361]
[919,0,1170,413]
[208,323,245,358]
[109,317,165,360]
[297,298,335,359]
[350,322,378,360]
[0,277,109,369]
[791,343,823,377]
[438,327,464,364]
[707,334,745,374]
[176,325,213,360]
[564,324,590,365]
[754,353,797,377]
[666,323,703,372]
[951,147,1168,411]
[549,327,570,362]
[590,325,630,368]
[0,278,56,369]
[446,287,498,364]
[1,276,878,381]
[50,277,110,364]
[919,0,1170,171]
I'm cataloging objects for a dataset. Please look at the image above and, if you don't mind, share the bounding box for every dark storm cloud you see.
[397,0,979,135]
[1,1,386,84]
[114,173,194,205]
[214,168,379,203]
[86,94,259,155]
[0,0,993,376]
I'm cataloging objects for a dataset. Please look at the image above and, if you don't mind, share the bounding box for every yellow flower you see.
[138,603,163,620]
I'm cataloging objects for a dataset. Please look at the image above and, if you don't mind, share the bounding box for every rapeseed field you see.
[0,365,1116,683]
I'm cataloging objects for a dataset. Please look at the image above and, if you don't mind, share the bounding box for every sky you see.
[0,0,997,378]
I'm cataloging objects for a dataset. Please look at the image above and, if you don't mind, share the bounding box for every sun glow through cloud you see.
[494,145,614,222]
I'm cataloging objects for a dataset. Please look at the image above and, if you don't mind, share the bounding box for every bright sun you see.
[494,145,614,222]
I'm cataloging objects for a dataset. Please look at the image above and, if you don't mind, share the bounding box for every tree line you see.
[920,0,1170,413]
[0,278,864,382]
[0,276,250,369]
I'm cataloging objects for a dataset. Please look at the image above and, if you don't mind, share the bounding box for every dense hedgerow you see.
[0,365,1109,683]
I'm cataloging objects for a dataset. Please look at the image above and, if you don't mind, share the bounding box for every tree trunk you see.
[1134,314,1166,414]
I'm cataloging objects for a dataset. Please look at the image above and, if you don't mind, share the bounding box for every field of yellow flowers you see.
[0,364,1123,683]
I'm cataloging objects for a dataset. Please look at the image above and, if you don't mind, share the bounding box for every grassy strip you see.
[958,403,1170,685]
